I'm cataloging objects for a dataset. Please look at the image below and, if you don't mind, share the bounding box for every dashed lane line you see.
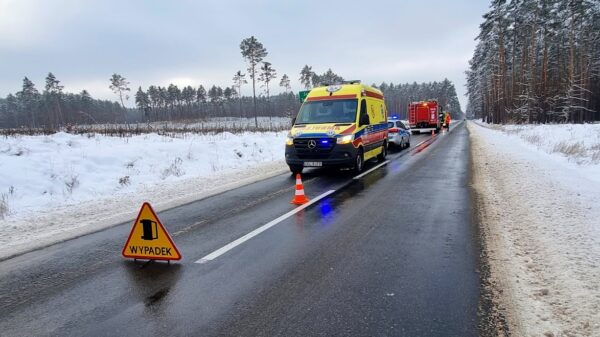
[195,189,336,264]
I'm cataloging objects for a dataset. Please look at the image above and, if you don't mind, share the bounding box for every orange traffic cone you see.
[290,173,310,205]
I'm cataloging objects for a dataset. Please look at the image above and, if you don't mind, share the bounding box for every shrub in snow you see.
[12,147,27,156]
[64,175,79,194]
[522,134,542,146]
[161,157,185,179]
[119,176,130,186]
[592,145,600,164]
[0,193,9,219]
[552,141,586,159]
[0,144,11,154]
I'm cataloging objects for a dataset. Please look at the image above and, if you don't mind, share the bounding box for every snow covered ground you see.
[0,130,288,259]
[483,122,600,175]
[469,121,600,337]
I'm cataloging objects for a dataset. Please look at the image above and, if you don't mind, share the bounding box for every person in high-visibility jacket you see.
[444,112,451,129]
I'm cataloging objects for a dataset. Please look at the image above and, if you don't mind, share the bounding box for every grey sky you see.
[0,0,490,111]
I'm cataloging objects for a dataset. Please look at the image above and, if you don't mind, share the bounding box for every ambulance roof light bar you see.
[320,80,361,86]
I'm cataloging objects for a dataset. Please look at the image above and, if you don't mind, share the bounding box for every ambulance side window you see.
[359,99,369,126]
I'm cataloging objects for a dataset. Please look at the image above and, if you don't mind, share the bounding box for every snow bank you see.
[469,121,600,337]
[475,121,600,181]
[0,131,288,259]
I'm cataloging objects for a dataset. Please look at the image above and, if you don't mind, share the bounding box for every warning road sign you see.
[122,202,181,261]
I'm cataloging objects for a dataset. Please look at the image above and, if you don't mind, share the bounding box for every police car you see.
[387,117,411,149]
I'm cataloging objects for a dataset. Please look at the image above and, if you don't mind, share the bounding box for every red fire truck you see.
[408,100,442,134]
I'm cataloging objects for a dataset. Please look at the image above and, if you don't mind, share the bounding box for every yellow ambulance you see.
[285,81,389,174]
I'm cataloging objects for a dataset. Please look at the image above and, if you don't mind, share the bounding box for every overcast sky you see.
[0,0,490,110]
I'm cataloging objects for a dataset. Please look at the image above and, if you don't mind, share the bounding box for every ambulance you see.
[285,81,389,174]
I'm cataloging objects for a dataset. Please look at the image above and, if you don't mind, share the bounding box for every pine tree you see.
[240,36,268,127]
[78,89,97,123]
[299,65,314,89]
[233,70,247,117]
[279,74,291,93]
[135,87,150,117]
[147,85,160,119]
[16,77,40,128]
[181,85,196,117]
[44,72,64,129]
[109,73,130,125]
[318,69,344,85]
[224,87,233,101]
[5,93,19,127]
[259,62,277,101]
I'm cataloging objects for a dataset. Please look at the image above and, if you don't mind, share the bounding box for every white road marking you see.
[353,160,390,180]
[195,189,336,264]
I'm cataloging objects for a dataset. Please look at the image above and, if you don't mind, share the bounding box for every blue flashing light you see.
[321,139,329,144]
[391,115,399,119]
[318,198,335,228]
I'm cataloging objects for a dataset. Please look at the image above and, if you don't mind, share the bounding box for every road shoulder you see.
[469,122,600,337]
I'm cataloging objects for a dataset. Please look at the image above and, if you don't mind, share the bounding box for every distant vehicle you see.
[285,81,389,174]
[387,117,411,149]
[401,120,411,133]
[408,100,442,134]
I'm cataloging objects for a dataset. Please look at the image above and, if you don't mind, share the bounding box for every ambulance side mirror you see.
[360,114,370,126]
[291,117,296,126]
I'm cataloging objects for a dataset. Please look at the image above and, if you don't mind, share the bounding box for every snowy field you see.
[469,121,600,337]
[0,130,288,259]
[483,122,600,171]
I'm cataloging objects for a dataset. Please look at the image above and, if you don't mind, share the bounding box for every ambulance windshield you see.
[295,99,358,124]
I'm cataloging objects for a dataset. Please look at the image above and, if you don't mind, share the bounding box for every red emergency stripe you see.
[306,94,357,101]
[340,124,356,135]
[365,91,384,99]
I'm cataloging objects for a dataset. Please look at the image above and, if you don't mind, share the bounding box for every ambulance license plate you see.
[304,161,322,167]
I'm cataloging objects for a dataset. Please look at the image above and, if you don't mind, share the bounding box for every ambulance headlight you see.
[337,134,354,144]
[286,136,294,146]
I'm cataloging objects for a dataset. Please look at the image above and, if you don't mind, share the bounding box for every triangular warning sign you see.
[122,202,181,260]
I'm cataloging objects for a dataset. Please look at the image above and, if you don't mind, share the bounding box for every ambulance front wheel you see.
[289,165,303,175]
[353,149,364,174]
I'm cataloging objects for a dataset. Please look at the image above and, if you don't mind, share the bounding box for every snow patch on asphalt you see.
[469,121,600,337]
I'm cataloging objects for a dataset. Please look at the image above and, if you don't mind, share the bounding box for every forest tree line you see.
[0,75,463,129]
[466,0,600,123]
[0,36,463,129]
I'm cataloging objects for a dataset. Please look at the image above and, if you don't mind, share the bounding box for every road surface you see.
[0,123,479,336]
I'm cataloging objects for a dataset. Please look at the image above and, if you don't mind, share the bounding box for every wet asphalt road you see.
[0,123,478,336]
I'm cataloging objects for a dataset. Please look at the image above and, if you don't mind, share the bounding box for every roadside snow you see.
[469,121,600,337]
[478,122,600,182]
[0,131,288,259]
